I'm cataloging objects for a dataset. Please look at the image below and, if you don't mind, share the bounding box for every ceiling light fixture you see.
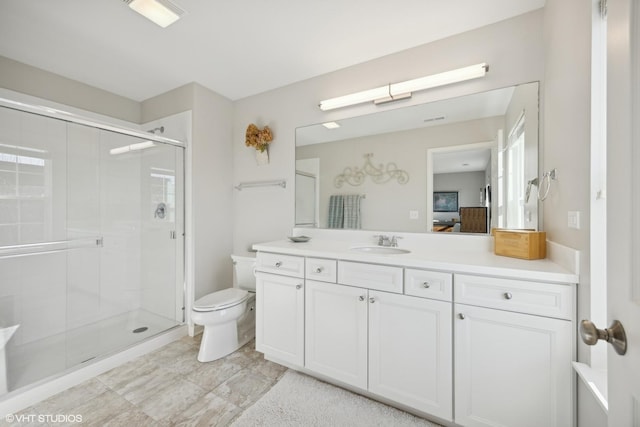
[126,0,185,28]
[319,63,488,111]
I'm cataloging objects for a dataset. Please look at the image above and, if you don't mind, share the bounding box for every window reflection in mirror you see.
[295,82,539,234]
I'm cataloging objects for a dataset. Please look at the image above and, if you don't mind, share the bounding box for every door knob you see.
[580,319,627,355]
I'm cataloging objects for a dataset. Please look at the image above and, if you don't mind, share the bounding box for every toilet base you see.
[194,294,256,363]
[197,322,242,362]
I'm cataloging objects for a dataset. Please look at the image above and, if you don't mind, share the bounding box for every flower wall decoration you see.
[245,124,273,153]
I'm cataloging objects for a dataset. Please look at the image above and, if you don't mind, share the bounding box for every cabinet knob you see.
[315,267,323,273]
[504,292,513,300]
[458,313,466,320]
[359,295,365,301]
[369,297,376,304]
[296,284,302,290]
[422,281,430,288]
[275,261,282,268]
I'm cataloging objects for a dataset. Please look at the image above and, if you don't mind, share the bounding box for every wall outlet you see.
[409,210,419,220]
[568,211,580,229]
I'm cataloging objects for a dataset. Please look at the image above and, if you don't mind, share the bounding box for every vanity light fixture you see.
[322,122,341,129]
[126,0,185,28]
[319,63,489,111]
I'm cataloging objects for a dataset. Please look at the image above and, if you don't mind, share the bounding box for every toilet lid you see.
[193,288,249,312]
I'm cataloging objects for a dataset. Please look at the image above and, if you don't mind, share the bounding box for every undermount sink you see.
[350,246,411,255]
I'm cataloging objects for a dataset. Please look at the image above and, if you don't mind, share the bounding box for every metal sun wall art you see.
[334,153,410,188]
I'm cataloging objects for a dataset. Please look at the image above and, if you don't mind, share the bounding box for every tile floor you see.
[2,335,435,426]
[2,335,287,426]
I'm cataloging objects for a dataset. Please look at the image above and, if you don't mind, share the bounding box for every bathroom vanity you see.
[254,233,578,427]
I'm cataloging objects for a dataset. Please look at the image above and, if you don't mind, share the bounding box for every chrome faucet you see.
[374,235,402,247]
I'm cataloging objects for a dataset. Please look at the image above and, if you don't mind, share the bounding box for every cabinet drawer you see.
[338,261,403,294]
[306,258,337,283]
[256,252,304,278]
[405,269,452,302]
[454,274,573,320]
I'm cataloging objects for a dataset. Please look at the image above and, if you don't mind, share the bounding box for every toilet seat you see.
[193,288,249,312]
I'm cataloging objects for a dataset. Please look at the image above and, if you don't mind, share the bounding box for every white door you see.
[305,280,368,389]
[605,0,640,424]
[368,291,452,420]
[255,272,304,366]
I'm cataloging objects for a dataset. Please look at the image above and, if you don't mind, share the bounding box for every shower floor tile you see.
[6,309,179,392]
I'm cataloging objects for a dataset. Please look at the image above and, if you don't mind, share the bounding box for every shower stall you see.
[0,98,185,397]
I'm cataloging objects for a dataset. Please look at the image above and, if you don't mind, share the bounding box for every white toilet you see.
[191,255,256,362]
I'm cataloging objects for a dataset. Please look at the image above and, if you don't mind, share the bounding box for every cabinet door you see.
[369,291,453,420]
[256,272,304,366]
[454,304,572,427]
[305,280,368,389]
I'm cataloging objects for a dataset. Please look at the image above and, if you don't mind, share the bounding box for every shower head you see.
[148,126,165,134]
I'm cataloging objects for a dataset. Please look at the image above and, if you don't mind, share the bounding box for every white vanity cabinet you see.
[368,289,452,420]
[304,280,368,389]
[453,274,574,427]
[255,253,305,366]
[305,266,453,420]
[254,245,576,427]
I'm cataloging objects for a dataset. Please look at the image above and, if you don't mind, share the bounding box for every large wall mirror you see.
[295,81,539,234]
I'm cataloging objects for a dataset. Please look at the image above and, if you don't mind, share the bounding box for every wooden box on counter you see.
[492,229,547,260]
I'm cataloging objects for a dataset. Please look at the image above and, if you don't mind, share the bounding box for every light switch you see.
[568,211,580,229]
[409,210,419,219]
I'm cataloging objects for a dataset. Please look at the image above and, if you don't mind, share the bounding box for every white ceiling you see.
[0,0,544,102]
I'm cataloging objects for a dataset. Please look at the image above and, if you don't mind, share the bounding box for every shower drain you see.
[132,326,149,333]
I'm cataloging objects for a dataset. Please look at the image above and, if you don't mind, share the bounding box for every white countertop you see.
[253,238,579,284]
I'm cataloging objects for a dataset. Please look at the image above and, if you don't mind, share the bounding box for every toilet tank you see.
[231,254,256,291]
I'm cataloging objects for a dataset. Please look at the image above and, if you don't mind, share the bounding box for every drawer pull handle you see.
[422,281,430,288]
[275,262,282,268]
[504,292,513,300]
[296,284,302,290]
[315,267,324,273]
[458,313,466,320]
[359,295,365,301]
[369,297,376,304]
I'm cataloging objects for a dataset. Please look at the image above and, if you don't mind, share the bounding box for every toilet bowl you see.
[192,255,256,362]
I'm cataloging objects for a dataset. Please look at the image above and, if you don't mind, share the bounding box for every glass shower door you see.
[0,105,184,397]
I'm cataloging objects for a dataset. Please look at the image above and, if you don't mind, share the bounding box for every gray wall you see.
[543,0,592,365]
[0,56,140,122]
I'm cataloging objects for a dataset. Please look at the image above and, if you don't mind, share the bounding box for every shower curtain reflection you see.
[0,105,184,397]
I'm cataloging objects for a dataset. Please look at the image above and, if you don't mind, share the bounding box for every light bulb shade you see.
[128,0,184,28]
[319,63,488,111]
[390,63,488,96]
[319,85,390,111]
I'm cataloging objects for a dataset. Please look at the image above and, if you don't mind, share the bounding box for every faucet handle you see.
[390,236,403,247]
[373,234,389,246]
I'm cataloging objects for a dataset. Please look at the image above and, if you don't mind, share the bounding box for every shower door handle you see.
[170,230,177,239]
